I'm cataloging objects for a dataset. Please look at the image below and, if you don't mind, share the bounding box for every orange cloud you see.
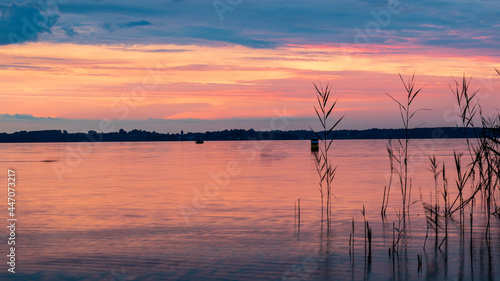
[0,42,498,126]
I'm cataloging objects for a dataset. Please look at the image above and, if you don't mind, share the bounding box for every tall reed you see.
[386,74,424,220]
[448,75,499,212]
[311,83,344,221]
[442,72,500,242]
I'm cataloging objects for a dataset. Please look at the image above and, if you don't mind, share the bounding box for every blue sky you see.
[1,0,499,51]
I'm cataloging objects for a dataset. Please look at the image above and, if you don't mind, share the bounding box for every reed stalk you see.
[386,74,424,221]
[311,83,344,221]
[381,145,395,216]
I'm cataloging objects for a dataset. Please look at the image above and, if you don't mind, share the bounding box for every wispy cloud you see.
[0,113,61,120]
[102,20,152,32]
[120,20,151,28]
[182,26,276,49]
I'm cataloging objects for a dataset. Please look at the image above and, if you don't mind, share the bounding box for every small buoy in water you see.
[311,139,319,152]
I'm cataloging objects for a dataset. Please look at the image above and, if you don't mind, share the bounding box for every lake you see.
[0,139,498,280]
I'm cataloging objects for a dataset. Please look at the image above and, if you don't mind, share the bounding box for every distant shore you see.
[0,127,486,143]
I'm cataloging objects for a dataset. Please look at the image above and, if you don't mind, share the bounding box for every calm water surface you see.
[0,139,498,280]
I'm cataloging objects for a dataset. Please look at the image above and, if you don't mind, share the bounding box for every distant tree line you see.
[0,127,486,143]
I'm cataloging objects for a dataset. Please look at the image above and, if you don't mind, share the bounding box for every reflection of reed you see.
[349,218,354,258]
[294,198,301,239]
[381,145,394,217]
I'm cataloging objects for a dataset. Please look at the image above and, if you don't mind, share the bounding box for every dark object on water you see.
[311,139,319,152]
[41,160,57,162]
[196,139,204,144]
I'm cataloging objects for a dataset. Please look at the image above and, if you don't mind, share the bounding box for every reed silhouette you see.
[310,82,344,222]
[385,74,425,221]
[305,71,500,280]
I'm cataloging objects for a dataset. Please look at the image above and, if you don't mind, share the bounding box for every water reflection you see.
[0,140,497,280]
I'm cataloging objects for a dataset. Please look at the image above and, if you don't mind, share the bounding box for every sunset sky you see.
[0,0,499,133]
